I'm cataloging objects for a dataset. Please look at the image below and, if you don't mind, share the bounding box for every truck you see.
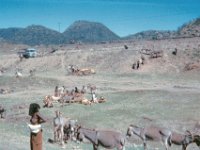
[18,48,37,58]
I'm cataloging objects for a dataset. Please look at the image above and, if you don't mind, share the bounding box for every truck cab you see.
[19,48,37,58]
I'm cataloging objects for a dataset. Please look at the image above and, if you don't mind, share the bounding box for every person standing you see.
[28,103,46,150]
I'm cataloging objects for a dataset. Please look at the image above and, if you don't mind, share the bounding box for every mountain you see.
[63,20,120,43]
[0,18,200,45]
[177,18,200,38]
[123,30,177,40]
[0,25,63,46]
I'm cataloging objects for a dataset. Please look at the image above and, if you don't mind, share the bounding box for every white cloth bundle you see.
[27,123,41,133]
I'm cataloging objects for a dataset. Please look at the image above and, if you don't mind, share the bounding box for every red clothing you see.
[30,130,42,150]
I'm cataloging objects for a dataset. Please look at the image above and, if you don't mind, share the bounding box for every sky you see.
[0,0,200,37]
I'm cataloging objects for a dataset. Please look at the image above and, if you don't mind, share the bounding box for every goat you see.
[126,124,172,150]
[15,71,22,78]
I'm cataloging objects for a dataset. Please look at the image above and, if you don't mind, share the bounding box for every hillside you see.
[0,25,63,46]
[123,30,177,40]
[0,38,200,150]
[123,17,200,40]
[177,17,200,37]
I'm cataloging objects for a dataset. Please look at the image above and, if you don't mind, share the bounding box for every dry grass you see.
[0,38,200,150]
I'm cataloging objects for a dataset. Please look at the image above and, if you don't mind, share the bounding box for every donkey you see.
[76,126,126,150]
[53,111,78,147]
[126,124,172,150]
[170,131,193,150]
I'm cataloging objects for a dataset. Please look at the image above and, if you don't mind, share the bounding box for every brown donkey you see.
[76,126,126,150]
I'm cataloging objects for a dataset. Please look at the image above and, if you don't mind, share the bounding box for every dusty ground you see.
[0,37,200,150]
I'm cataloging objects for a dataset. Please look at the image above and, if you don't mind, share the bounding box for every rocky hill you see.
[0,21,120,45]
[123,17,200,40]
[123,30,177,40]
[177,18,200,38]
[0,18,200,45]
[63,20,120,43]
[0,25,63,46]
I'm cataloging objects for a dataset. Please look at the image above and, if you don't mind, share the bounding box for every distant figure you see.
[136,60,140,69]
[132,63,136,69]
[172,48,178,55]
[29,69,36,77]
[124,45,128,50]
[0,105,5,119]
[80,85,87,94]
[54,86,59,97]
[91,92,98,103]
[28,103,46,150]
[141,55,145,65]
[75,87,79,93]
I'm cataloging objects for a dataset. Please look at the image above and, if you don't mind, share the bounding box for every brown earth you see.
[0,37,200,150]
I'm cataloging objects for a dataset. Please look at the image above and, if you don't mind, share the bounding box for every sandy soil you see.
[0,37,200,150]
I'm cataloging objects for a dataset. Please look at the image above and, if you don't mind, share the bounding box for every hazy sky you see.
[0,0,200,36]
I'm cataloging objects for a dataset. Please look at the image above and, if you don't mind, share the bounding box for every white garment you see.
[27,123,41,133]
[92,93,97,102]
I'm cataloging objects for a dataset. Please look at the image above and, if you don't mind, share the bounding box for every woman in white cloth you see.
[28,103,46,150]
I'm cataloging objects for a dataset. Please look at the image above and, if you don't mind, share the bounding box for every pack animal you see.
[170,131,193,150]
[76,126,126,150]
[53,111,77,147]
[126,124,172,150]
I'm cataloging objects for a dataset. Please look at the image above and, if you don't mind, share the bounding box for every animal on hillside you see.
[29,69,36,77]
[0,105,6,119]
[126,124,172,150]
[76,126,126,150]
[43,96,53,108]
[80,85,87,94]
[44,95,61,103]
[0,88,13,94]
[124,45,128,50]
[170,131,193,150]
[87,84,97,94]
[53,111,78,147]
[15,71,22,78]
[97,96,107,103]
[150,50,163,58]
[55,86,65,97]
[186,124,200,148]
[68,65,95,76]
[184,63,200,71]
[91,92,98,103]
[79,98,92,105]
[172,48,178,55]
[78,68,96,75]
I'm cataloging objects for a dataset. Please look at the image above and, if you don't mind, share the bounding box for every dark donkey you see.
[76,126,126,150]
[126,124,172,150]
